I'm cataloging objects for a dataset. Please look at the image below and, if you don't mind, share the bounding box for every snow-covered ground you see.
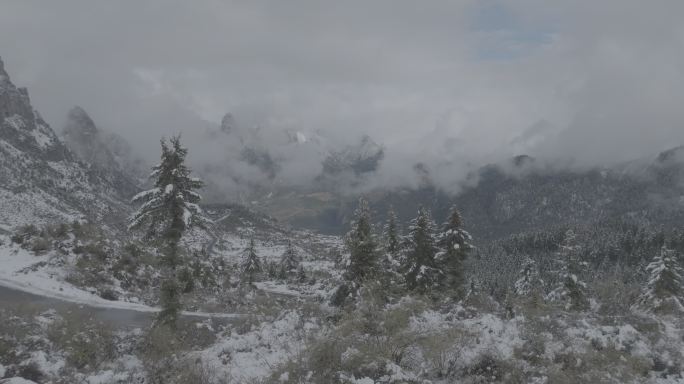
[196,310,319,382]
[2,228,684,383]
[0,236,249,318]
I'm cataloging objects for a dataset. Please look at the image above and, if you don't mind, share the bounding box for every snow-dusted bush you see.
[46,312,115,371]
[273,290,428,383]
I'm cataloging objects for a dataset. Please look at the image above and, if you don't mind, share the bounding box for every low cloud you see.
[1,0,683,196]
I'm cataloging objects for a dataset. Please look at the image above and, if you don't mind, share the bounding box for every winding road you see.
[0,284,153,328]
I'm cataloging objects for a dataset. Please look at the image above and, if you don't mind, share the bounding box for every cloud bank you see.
[1,0,684,195]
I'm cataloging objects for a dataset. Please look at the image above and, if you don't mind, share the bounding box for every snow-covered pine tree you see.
[279,240,300,278]
[331,198,379,307]
[514,256,545,306]
[547,230,589,311]
[637,246,684,313]
[378,207,403,291]
[128,135,208,326]
[241,238,262,285]
[402,207,440,293]
[344,198,378,283]
[435,206,473,298]
[129,136,208,263]
[384,207,400,256]
[514,257,543,295]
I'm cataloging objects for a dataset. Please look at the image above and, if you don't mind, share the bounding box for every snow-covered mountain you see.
[0,57,133,230]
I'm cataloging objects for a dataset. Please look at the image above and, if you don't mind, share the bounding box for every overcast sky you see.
[2,0,684,191]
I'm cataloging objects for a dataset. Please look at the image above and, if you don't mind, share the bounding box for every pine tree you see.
[129,136,208,263]
[514,257,544,296]
[384,207,400,256]
[331,198,378,307]
[279,240,300,277]
[514,256,545,306]
[241,238,262,285]
[128,135,208,326]
[402,207,440,293]
[344,198,378,283]
[637,246,684,313]
[378,207,403,291]
[547,230,589,311]
[435,206,473,298]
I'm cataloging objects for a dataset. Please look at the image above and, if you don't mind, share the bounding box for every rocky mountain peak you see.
[64,106,98,137]
[0,60,31,120]
[322,135,384,176]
